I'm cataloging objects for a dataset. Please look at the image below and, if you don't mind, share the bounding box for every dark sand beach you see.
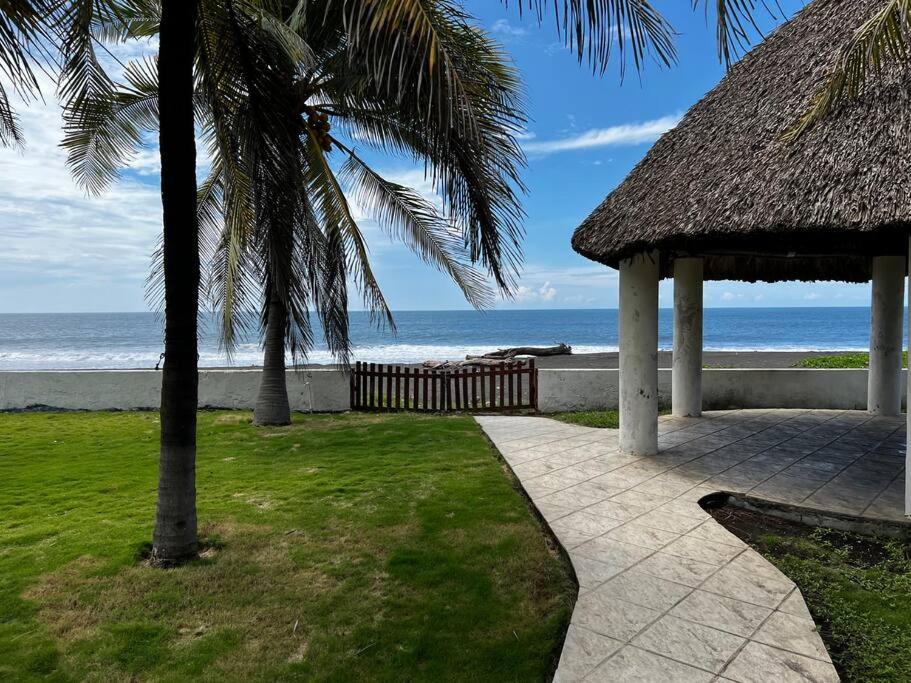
[532,350,857,369]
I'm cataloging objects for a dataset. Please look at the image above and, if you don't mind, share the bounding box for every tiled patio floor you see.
[476,409,907,682]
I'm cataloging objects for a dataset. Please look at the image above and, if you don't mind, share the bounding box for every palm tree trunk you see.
[151,0,200,566]
[254,293,291,426]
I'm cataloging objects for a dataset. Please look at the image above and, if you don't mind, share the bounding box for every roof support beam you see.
[619,251,659,456]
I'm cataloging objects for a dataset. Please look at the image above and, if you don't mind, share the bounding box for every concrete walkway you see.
[477,409,906,682]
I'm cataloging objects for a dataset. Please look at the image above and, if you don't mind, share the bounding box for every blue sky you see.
[0,1,874,313]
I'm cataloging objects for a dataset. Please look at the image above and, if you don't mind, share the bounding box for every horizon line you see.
[0,305,886,315]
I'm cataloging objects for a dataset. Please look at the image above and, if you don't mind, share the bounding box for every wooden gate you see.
[350,360,537,413]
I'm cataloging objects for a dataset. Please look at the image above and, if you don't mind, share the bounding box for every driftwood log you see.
[467,343,572,360]
[422,358,509,370]
[422,343,572,370]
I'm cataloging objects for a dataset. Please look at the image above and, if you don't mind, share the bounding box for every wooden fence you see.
[350,360,537,413]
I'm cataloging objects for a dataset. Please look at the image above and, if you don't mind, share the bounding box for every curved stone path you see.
[476,409,906,682]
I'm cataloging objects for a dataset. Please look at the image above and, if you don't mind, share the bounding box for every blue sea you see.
[0,308,904,370]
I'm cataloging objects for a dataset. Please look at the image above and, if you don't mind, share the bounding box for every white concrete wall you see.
[3,367,907,415]
[538,368,907,413]
[0,369,350,412]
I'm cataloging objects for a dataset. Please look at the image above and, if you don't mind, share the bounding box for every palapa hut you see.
[571,0,911,509]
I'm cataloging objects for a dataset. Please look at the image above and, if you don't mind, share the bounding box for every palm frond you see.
[339,147,493,309]
[89,0,160,42]
[785,0,911,141]
[0,0,51,147]
[333,0,485,139]
[319,11,528,291]
[57,0,117,116]
[301,126,394,329]
[694,0,780,68]
[62,55,158,193]
[506,0,677,75]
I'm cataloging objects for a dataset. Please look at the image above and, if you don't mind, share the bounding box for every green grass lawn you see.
[711,507,911,682]
[552,409,672,429]
[0,411,575,682]
[794,352,909,369]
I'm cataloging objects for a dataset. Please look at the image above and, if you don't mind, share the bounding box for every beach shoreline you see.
[182,350,860,371]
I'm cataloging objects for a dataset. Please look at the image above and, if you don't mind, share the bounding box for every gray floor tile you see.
[593,570,693,612]
[604,521,679,549]
[586,646,715,683]
[634,615,745,673]
[570,554,627,589]
[635,508,705,534]
[778,589,813,620]
[722,641,839,683]
[572,536,655,567]
[753,611,831,662]
[700,562,793,609]
[558,510,626,536]
[553,625,623,682]
[609,488,674,510]
[636,551,721,587]
[550,522,600,549]
[662,535,744,566]
[585,498,649,522]
[670,589,772,638]
[572,593,663,641]
[685,521,747,549]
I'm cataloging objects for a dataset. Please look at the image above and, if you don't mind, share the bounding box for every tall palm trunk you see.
[254,291,291,426]
[152,0,200,565]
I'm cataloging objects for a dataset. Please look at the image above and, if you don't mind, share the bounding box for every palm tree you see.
[63,0,314,564]
[150,0,200,565]
[234,1,520,425]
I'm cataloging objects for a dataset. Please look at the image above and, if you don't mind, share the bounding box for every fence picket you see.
[529,360,537,409]
[368,363,375,408]
[489,366,496,409]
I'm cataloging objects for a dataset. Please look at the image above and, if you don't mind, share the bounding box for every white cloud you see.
[499,263,621,308]
[722,291,738,302]
[491,19,528,37]
[539,281,556,301]
[510,280,558,304]
[522,114,681,155]
[803,292,821,301]
[0,75,165,311]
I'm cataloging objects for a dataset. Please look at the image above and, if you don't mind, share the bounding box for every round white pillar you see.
[868,255,905,416]
[672,258,704,417]
[619,251,659,456]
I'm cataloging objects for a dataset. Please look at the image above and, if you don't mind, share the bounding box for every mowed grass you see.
[552,409,670,429]
[794,352,909,369]
[0,411,575,682]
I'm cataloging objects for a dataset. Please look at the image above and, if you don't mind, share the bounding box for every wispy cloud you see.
[490,19,528,38]
[522,114,680,155]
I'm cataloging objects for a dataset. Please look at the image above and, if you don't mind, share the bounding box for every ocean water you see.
[0,308,903,370]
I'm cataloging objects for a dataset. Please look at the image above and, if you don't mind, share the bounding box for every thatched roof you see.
[572,0,911,283]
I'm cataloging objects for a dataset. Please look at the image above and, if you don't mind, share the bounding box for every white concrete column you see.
[672,258,704,417]
[619,250,659,456]
[868,255,905,416]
